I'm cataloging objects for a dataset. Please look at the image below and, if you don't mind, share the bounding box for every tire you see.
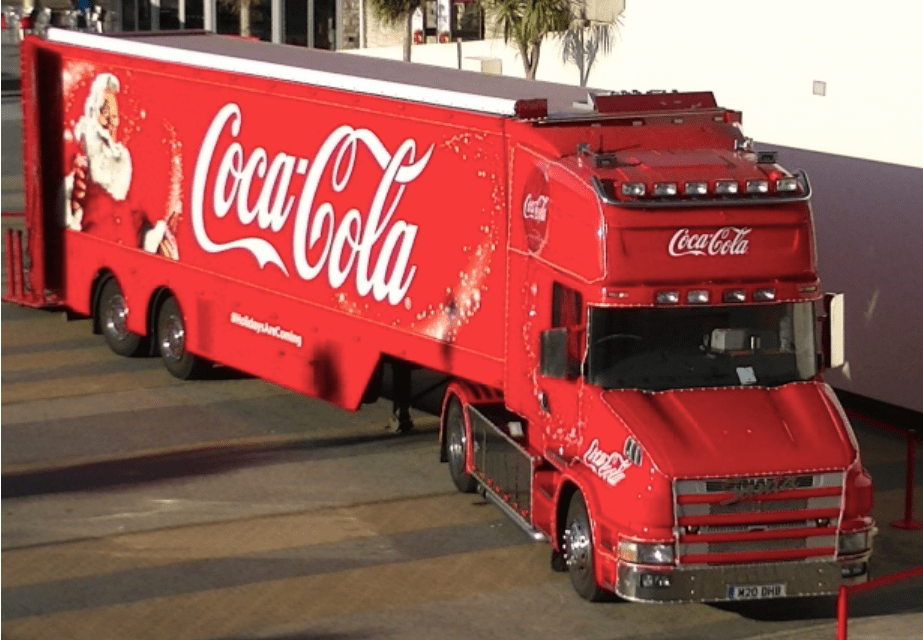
[156,296,209,379]
[98,279,145,357]
[563,492,608,601]
[445,396,478,493]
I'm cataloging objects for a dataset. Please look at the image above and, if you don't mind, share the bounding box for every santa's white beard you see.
[82,118,133,202]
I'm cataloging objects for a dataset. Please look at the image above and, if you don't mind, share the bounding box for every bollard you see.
[891,434,923,530]
[836,585,849,640]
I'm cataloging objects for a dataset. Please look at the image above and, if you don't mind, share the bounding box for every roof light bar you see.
[754,288,777,301]
[656,291,680,305]
[594,171,812,209]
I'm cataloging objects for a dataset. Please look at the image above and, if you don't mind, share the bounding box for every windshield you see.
[586,302,817,392]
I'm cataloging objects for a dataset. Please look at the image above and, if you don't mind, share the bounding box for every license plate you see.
[727,583,787,600]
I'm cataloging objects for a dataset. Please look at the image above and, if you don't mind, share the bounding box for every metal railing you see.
[836,566,923,640]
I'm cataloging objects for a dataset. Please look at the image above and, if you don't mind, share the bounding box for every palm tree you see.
[561,13,621,87]
[481,0,572,79]
[368,0,424,62]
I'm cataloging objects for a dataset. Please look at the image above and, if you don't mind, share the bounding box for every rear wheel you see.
[563,492,608,601]
[98,279,145,357]
[445,396,478,493]
[156,296,209,379]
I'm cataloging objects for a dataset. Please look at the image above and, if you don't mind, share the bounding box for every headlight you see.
[838,531,870,556]
[619,540,675,565]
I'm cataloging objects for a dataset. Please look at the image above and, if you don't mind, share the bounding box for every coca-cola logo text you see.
[522,194,549,222]
[583,438,631,487]
[191,103,434,305]
[668,227,751,257]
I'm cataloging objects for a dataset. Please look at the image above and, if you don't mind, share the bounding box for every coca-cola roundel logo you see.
[668,226,751,257]
[191,103,433,306]
[521,167,550,253]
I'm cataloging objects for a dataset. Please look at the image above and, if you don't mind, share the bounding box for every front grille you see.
[674,471,843,565]
[710,498,808,516]
[705,475,815,493]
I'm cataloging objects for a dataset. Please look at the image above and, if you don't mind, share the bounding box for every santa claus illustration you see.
[64,72,179,260]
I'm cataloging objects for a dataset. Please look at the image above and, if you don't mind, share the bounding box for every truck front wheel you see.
[445,396,478,493]
[156,296,209,379]
[564,492,608,601]
[98,279,145,357]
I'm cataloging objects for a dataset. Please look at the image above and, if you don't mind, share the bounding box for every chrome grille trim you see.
[674,471,845,564]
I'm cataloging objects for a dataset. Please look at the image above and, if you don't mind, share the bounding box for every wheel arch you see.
[554,479,581,550]
[89,268,117,335]
[552,472,602,552]
[438,380,504,463]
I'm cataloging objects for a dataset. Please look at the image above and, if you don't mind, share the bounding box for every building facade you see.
[111,0,482,50]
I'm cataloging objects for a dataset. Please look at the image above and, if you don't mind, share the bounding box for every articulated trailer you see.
[5,28,874,602]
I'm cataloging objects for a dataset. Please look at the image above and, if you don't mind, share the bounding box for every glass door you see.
[312,0,335,49]
[284,0,307,46]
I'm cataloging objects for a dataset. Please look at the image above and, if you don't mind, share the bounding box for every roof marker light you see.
[654,182,678,197]
[754,288,776,301]
[687,290,710,304]
[723,289,746,303]
[746,179,770,194]
[684,182,708,196]
[715,180,738,195]
[621,182,646,197]
[776,177,799,192]
[656,291,680,305]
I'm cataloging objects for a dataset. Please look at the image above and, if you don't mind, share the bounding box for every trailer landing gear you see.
[390,363,414,433]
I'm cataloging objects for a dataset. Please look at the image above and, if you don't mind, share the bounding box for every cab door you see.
[536,283,586,459]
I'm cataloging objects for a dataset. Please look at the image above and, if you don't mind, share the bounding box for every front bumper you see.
[611,556,871,603]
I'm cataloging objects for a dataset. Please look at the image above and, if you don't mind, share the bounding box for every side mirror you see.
[821,293,845,369]
[540,328,568,379]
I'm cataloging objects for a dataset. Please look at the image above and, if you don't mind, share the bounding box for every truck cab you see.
[447,91,874,602]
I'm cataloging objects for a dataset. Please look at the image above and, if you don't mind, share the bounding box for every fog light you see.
[640,573,673,588]
[841,562,867,579]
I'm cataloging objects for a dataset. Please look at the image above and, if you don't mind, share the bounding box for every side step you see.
[482,484,547,542]
[468,404,547,542]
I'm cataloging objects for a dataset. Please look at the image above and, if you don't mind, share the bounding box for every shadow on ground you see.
[1,426,439,499]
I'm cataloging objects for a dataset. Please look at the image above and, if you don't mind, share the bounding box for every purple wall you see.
[764,143,923,413]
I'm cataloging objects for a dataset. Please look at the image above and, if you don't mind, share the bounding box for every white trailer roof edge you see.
[46,29,521,117]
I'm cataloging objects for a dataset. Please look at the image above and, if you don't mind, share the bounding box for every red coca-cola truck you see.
[6,28,875,603]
